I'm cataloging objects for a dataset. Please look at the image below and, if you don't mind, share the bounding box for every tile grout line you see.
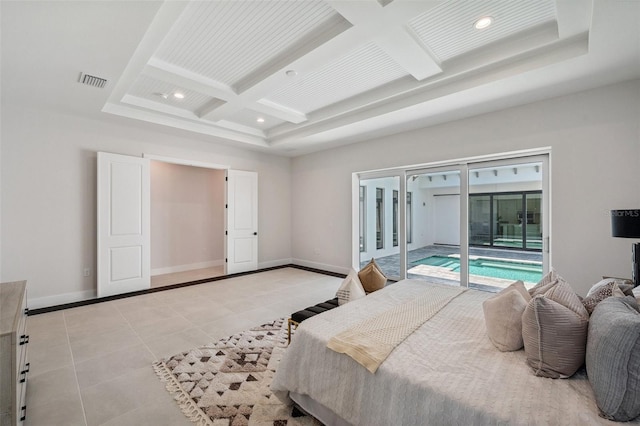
[118,305,160,363]
[62,310,90,426]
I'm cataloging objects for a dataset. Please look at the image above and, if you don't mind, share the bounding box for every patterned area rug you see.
[153,318,321,426]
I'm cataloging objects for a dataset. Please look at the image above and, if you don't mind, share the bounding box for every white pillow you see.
[336,269,366,305]
[483,281,530,351]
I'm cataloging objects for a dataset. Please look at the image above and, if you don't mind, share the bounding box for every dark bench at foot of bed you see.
[288,298,339,344]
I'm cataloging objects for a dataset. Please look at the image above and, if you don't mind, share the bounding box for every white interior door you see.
[97,152,150,297]
[225,170,258,274]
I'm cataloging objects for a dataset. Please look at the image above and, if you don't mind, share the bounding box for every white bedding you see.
[271,279,637,426]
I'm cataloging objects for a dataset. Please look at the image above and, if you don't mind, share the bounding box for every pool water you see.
[412,255,542,283]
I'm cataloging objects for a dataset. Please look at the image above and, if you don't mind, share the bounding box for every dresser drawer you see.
[0,281,28,426]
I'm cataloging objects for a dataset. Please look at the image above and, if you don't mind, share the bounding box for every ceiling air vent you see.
[78,73,108,89]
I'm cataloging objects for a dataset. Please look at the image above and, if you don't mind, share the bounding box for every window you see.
[359,186,366,252]
[393,190,398,247]
[468,191,542,251]
[376,188,384,249]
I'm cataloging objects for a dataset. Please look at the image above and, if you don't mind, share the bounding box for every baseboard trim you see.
[28,263,344,316]
[291,259,351,276]
[258,258,293,269]
[151,259,223,276]
[29,289,97,310]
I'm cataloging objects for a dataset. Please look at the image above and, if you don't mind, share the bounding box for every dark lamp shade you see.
[611,210,640,238]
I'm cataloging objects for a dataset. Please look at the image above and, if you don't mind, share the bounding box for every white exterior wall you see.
[291,80,640,296]
[359,177,400,262]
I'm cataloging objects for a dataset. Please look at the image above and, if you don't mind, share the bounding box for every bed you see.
[271,279,638,425]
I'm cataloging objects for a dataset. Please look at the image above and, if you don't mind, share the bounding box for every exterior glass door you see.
[353,152,549,290]
[468,159,546,291]
[405,168,464,285]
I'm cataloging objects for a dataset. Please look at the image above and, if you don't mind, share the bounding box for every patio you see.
[361,245,543,293]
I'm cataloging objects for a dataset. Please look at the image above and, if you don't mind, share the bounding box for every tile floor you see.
[25,267,342,426]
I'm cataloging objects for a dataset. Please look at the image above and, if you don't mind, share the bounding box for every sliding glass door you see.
[354,153,549,291]
[405,168,465,285]
[468,158,547,291]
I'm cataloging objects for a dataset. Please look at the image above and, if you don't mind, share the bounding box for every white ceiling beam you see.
[145,59,307,124]
[197,0,442,125]
[267,32,589,145]
[199,27,368,122]
[253,100,307,124]
[204,0,441,123]
[145,58,236,100]
[556,0,592,38]
[328,0,442,81]
[103,102,269,147]
[374,28,443,81]
[122,94,201,120]
[121,95,266,138]
[105,1,189,105]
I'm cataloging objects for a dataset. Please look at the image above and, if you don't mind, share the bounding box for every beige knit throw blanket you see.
[327,285,467,373]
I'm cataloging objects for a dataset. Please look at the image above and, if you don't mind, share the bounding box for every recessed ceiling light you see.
[285,69,298,78]
[257,117,265,123]
[474,16,493,30]
[173,92,185,99]
[153,92,169,99]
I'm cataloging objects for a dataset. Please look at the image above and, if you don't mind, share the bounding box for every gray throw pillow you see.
[528,268,560,297]
[522,278,589,378]
[586,296,640,421]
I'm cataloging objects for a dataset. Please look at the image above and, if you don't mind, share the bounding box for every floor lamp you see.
[611,209,640,287]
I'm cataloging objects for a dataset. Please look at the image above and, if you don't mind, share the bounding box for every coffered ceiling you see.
[3,0,640,156]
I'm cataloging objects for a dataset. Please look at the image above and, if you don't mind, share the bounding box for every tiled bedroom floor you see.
[25,267,342,426]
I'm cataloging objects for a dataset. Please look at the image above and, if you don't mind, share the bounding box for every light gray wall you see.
[291,79,640,296]
[150,161,225,274]
[1,105,292,307]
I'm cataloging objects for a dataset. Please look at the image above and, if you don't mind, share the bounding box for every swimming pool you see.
[412,255,542,283]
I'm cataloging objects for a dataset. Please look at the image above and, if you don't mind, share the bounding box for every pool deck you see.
[361,245,542,292]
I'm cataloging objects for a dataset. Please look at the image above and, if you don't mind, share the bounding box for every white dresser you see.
[0,281,28,426]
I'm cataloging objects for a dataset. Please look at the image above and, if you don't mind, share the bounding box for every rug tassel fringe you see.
[153,361,214,426]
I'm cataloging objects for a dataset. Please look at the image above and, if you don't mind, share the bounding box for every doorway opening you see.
[149,160,226,288]
[98,152,259,298]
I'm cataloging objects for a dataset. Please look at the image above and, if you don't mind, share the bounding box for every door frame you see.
[353,148,551,286]
[145,155,262,276]
[98,153,235,297]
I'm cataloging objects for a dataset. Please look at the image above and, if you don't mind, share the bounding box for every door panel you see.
[226,170,258,274]
[98,152,150,297]
[110,246,142,281]
[110,162,143,235]
[406,169,462,284]
[468,158,547,291]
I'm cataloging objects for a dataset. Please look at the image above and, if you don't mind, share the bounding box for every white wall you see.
[291,79,640,296]
[150,161,225,275]
[0,105,293,307]
[359,177,400,262]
